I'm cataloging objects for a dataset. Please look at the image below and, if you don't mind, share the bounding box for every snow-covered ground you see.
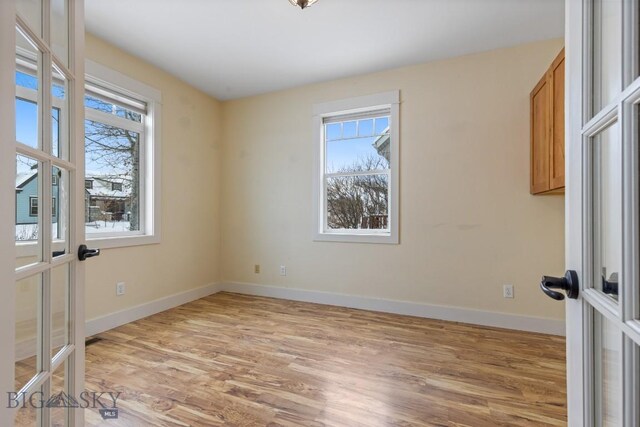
[15,224,51,241]
[16,221,133,240]
[85,221,132,234]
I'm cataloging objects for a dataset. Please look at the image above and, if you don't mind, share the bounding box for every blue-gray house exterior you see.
[15,170,59,225]
[16,170,132,225]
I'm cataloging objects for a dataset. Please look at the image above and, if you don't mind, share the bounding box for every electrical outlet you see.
[503,284,514,299]
[254,264,260,274]
[280,265,287,276]
[116,282,126,296]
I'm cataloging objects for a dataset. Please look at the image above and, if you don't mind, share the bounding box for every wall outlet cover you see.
[503,284,514,299]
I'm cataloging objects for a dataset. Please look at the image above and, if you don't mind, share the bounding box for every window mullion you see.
[325,170,390,178]
[84,108,144,133]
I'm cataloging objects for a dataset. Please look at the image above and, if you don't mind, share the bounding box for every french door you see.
[565,0,640,425]
[0,1,85,426]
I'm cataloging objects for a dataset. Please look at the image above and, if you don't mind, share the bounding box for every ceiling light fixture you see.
[288,0,319,10]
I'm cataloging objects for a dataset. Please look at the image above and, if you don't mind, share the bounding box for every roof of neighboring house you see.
[15,170,37,190]
[85,174,131,199]
[373,127,391,162]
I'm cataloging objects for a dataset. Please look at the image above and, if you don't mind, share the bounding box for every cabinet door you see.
[530,73,551,194]
[550,49,565,190]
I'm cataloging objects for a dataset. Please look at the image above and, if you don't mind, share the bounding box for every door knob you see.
[540,270,579,300]
[602,273,618,297]
[78,244,100,261]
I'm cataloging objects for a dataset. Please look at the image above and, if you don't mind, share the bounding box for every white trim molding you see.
[84,60,163,250]
[0,1,16,425]
[15,279,565,363]
[219,281,566,336]
[85,282,220,337]
[85,60,162,103]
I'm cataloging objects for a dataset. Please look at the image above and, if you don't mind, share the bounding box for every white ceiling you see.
[85,0,564,101]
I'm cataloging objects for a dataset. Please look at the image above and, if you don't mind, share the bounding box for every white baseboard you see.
[16,283,222,360]
[218,281,566,336]
[85,282,222,337]
[16,280,564,360]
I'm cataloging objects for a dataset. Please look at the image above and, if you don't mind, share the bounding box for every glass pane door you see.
[578,0,640,425]
[12,1,82,425]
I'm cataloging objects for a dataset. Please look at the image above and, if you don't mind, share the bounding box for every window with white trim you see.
[84,82,144,236]
[28,197,37,217]
[313,91,399,244]
[84,60,162,248]
[28,197,56,216]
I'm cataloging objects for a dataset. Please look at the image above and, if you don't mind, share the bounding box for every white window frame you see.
[84,60,162,249]
[28,196,37,217]
[312,91,400,244]
[26,197,56,217]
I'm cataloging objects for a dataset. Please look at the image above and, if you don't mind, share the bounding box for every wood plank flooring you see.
[20,292,567,426]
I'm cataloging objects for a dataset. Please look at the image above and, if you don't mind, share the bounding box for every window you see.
[84,60,162,248]
[313,91,399,244]
[29,197,37,217]
[28,197,56,216]
[52,174,58,186]
[14,59,161,249]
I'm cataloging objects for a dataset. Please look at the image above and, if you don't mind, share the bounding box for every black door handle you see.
[602,273,618,297]
[78,244,100,261]
[540,270,579,300]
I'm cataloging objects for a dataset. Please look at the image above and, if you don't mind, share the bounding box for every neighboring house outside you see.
[15,168,59,225]
[361,127,391,230]
[15,169,131,224]
[84,175,132,222]
[372,126,390,163]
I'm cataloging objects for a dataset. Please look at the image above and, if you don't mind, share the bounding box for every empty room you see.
[1,0,638,426]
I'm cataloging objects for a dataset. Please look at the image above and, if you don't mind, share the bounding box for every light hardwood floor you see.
[19,292,567,426]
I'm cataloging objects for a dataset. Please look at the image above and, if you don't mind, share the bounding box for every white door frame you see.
[0,0,18,423]
[566,0,640,425]
[565,1,586,424]
[70,1,87,425]
[0,1,85,425]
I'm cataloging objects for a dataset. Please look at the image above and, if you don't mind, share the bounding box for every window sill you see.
[87,234,160,250]
[313,232,398,244]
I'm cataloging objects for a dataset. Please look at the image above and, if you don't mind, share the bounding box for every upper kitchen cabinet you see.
[530,48,565,195]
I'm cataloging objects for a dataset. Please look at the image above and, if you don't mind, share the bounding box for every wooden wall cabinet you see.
[530,49,565,195]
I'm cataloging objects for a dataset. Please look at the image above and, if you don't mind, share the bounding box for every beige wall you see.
[220,39,566,321]
[83,33,222,321]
